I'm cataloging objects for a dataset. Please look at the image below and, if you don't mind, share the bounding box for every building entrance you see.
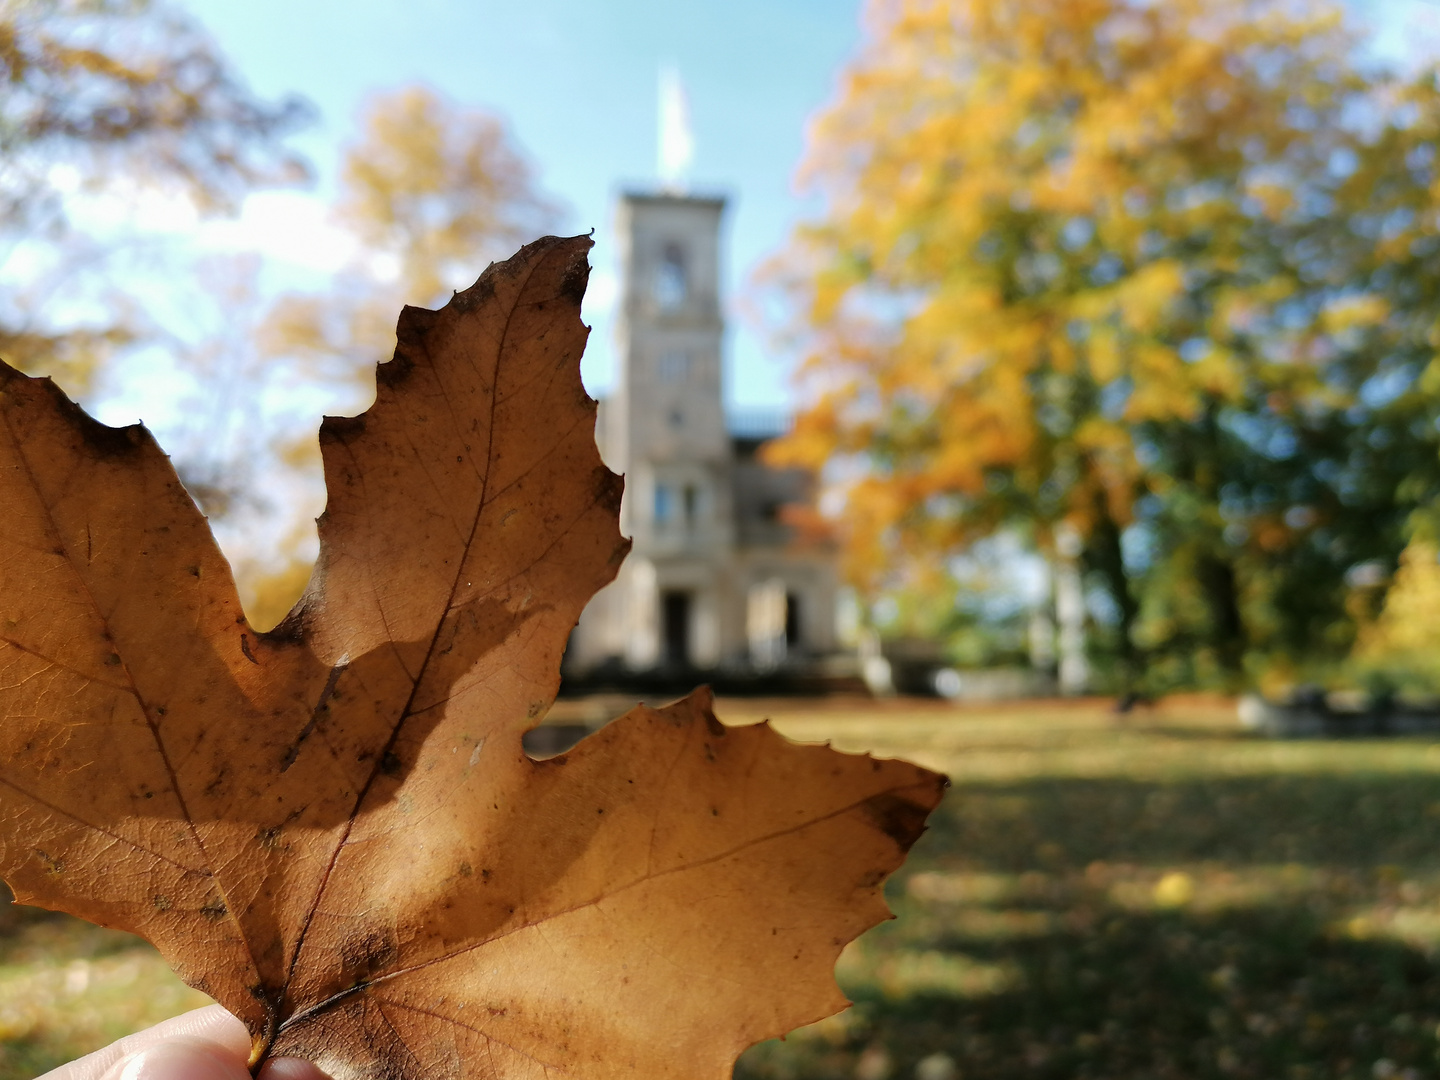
[661,590,691,668]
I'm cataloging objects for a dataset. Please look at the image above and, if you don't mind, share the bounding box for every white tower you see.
[564,186,841,678]
[604,192,731,669]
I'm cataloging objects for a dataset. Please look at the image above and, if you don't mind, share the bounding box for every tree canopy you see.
[233,85,562,629]
[0,0,310,390]
[259,85,560,388]
[766,0,1440,691]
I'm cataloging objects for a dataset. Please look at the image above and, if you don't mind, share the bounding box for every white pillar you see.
[691,589,721,668]
[747,577,788,671]
[1054,524,1088,695]
[625,559,660,669]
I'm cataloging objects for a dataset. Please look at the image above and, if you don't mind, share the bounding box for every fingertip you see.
[259,1057,331,1080]
[45,1009,254,1080]
[151,1005,252,1061]
[102,1038,249,1080]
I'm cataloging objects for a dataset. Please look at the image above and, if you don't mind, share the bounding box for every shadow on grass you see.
[738,771,1440,1080]
[739,903,1440,1080]
[934,772,1440,872]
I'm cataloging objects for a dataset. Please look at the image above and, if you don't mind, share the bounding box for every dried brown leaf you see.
[0,234,945,1080]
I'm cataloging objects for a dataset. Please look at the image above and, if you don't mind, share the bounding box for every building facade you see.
[565,191,841,675]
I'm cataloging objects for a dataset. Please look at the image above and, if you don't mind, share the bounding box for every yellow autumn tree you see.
[767,0,1428,689]
[235,85,562,628]
[1356,541,1440,688]
[262,85,560,377]
[0,0,309,392]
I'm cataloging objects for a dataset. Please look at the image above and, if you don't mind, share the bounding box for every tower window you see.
[654,242,687,310]
[683,483,699,523]
[659,350,692,382]
[654,484,673,524]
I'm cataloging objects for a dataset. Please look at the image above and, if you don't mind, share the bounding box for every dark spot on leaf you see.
[394,304,438,349]
[380,751,403,776]
[200,895,228,920]
[595,467,625,518]
[859,792,933,851]
[454,267,497,312]
[702,707,726,739]
[341,929,398,980]
[204,767,228,797]
[154,895,172,911]
[264,607,307,643]
[559,249,591,306]
[320,414,367,444]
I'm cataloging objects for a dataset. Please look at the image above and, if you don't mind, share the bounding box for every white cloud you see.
[197,191,359,274]
[63,180,201,237]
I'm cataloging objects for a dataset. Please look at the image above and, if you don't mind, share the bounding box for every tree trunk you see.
[1082,500,1143,695]
[1195,550,1246,683]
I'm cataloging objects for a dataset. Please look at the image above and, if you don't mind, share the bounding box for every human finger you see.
[37,1006,250,1080]
[37,1005,327,1080]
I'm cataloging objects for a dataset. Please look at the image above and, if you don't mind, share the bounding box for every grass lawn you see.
[7,696,1440,1079]
[732,696,1440,1080]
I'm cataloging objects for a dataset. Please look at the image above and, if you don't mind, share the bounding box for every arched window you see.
[654,241,687,310]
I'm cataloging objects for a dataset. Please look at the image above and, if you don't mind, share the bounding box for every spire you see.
[657,65,695,192]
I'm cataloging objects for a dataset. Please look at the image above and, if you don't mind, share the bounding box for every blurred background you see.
[10,0,1440,1076]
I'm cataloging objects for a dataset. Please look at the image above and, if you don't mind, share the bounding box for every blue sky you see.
[176,0,866,411]
[173,0,1436,413]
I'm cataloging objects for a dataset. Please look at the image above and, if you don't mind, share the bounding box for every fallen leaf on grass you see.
[0,234,946,1080]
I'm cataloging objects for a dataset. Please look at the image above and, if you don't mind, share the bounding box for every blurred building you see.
[565,191,842,678]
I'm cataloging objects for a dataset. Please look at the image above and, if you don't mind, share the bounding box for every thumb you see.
[101,1037,250,1080]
